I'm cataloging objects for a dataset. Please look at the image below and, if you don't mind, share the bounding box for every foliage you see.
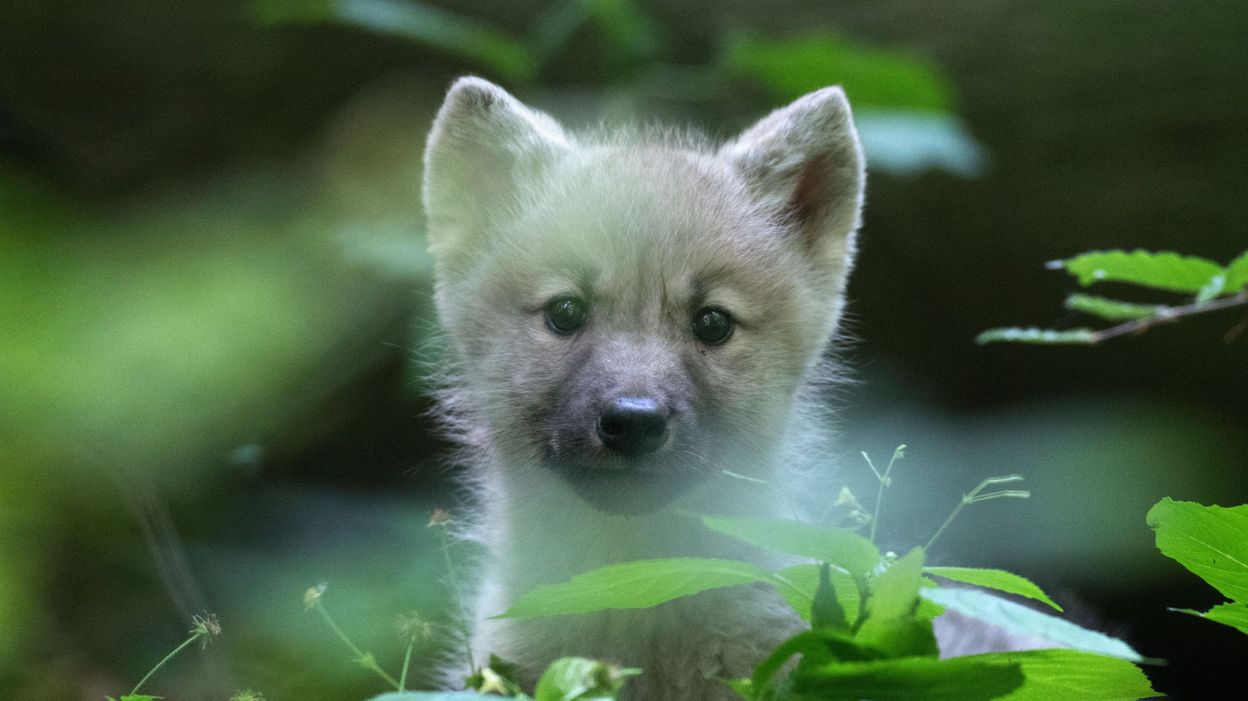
[1148,498,1248,637]
[979,248,1248,344]
[106,614,226,701]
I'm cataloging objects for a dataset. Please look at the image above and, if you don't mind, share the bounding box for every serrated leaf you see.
[967,649,1155,700]
[1225,250,1248,293]
[1174,602,1248,636]
[920,588,1143,662]
[924,567,1062,612]
[366,688,494,693]
[775,563,860,623]
[495,558,772,619]
[857,549,938,658]
[702,516,881,577]
[1053,249,1224,293]
[792,655,1024,700]
[976,327,1098,345]
[1147,498,1248,602]
[534,657,638,701]
[1063,294,1163,322]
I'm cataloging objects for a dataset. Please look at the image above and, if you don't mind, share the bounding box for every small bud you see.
[303,583,327,611]
[428,508,452,527]
[191,613,222,648]
[229,691,265,701]
[395,612,436,644]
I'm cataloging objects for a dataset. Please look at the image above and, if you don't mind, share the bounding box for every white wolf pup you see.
[423,76,866,700]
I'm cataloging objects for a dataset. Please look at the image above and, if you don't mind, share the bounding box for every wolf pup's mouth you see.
[557,464,703,515]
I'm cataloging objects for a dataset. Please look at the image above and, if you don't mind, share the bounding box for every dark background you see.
[2,1,1245,699]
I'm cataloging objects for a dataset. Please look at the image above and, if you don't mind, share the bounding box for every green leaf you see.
[810,563,848,631]
[1174,602,1248,636]
[720,33,953,112]
[1225,250,1248,293]
[920,588,1144,662]
[534,657,639,701]
[253,0,537,82]
[975,327,1098,345]
[1062,294,1163,322]
[366,688,494,693]
[967,649,1156,700]
[792,655,1024,700]
[1147,497,1248,602]
[113,696,161,701]
[1051,249,1224,293]
[924,567,1062,612]
[496,558,772,619]
[856,549,938,658]
[775,563,860,623]
[702,516,881,577]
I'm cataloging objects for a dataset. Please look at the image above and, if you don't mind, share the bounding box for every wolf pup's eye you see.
[692,307,733,345]
[545,296,588,335]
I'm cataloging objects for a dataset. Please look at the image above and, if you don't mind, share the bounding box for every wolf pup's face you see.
[424,78,864,515]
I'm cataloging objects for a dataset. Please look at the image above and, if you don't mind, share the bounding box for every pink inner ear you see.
[786,152,829,250]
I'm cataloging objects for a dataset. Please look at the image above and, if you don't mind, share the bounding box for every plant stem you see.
[926,475,1029,551]
[438,526,477,677]
[865,445,905,545]
[130,630,203,695]
[1090,290,1248,343]
[314,602,400,689]
[399,637,415,691]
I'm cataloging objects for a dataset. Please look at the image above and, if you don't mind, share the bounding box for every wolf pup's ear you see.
[423,77,570,268]
[720,87,865,277]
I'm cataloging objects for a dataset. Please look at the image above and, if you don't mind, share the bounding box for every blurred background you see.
[1,1,1245,699]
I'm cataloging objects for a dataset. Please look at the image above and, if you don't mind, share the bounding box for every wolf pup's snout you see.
[596,396,669,457]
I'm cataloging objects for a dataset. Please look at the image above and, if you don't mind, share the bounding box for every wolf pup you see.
[423,76,865,700]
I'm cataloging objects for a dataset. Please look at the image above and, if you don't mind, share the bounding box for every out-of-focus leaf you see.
[775,563,860,623]
[1173,602,1248,636]
[968,649,1156,700]
[1147,498,1248,602]
[253,0,536,82]
[855,111,987,177]
[1224,250,1248,293]
[369,693,497,700]
[534,657,639,701]
[924,568,1062,612]
[1063,294,1163,322]
[810,563,848,631]
[1050,249,1223,293]
[702,515,881,577]
[976,327,1098,345]
[720,33,952,111]
[496,558,772,619]
[792,655,1024,700]
[920,588,1143,662]
[532,0,663,69]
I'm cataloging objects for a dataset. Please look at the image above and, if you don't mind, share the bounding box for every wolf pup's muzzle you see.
[596,396,669,457]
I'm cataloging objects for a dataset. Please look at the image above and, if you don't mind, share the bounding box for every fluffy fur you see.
[422,76,886,699]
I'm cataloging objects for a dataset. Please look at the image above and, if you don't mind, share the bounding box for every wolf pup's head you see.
[424,78,864,515]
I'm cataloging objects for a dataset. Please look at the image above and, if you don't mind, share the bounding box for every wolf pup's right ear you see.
[719,87,865,287]
[423,77,571,269]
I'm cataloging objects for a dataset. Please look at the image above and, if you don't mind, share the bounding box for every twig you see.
[1089,291,1248,344]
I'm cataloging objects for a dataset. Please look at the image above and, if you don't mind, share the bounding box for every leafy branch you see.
[979,248,1248,345]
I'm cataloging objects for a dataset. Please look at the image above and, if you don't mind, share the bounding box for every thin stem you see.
[438,526,477,677]
[1090,290,1248,343]
[926,475,1030,551]
[398,637,415,692]
[865,445,906,545]
[315,602,400,689]
[130,630,203,695]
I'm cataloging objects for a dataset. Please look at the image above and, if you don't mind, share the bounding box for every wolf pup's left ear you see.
[720,87,865,279]
[423,77,571,269]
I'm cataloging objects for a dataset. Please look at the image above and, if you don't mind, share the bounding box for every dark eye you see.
[545,296,588,335]
[693,307,733,345]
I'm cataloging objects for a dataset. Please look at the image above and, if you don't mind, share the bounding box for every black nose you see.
[597,397,669,457]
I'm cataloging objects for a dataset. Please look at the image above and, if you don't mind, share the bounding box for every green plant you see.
[1148,498,1248,637]
[106,613,223,701]
[979,248,1248,345]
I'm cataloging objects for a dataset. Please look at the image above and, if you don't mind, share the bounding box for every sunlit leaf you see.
[1051,249,1223,293]
[496,558,772,619]
[1062,294,1163,322]
[969,649,1156,700]
[856,549,938,658]
[253,0,537,82]
[775,563,860,623]
[855,111,987,177]
[702,516,881,577]
[534,657,639,701]
[1224,250,1248,293]
[976,327,1098,345]
[1147,498,1248,602]
[1173,602,1248,637]
[792,654,1024,700]
[920,588,1143,662]
[924,567,1062,611]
